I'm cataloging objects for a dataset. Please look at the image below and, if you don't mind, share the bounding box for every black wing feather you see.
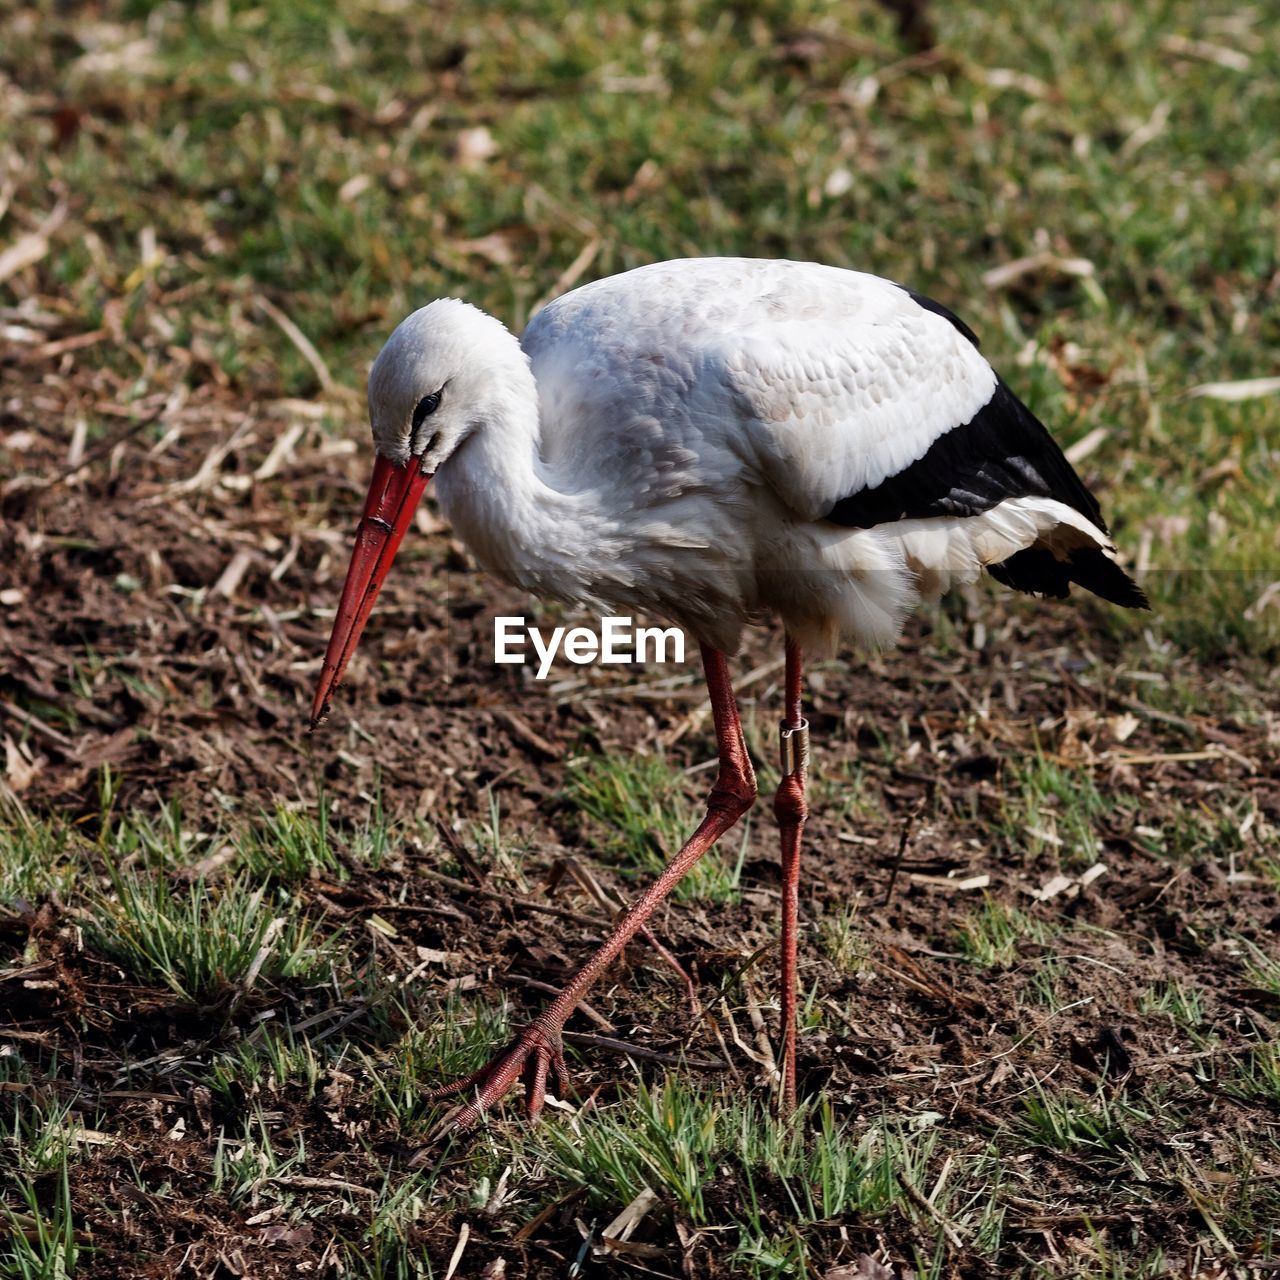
[988,546,1149,608]
[827,378,1107,533]
[824,336,1147,609]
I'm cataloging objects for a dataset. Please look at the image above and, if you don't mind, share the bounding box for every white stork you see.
[310,257,1146,1130]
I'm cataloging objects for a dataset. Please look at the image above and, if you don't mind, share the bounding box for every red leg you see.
[429,644,756,1134]
[774,635,809,1115]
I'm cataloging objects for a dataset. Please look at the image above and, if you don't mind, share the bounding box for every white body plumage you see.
[367,257,1139,655]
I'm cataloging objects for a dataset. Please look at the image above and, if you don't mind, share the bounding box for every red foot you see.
[424,1021,574,1136]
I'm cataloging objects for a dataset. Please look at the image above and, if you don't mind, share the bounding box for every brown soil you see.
[3,367,1278,1277]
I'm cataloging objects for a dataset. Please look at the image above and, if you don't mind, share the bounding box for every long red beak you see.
[310,453,430,729]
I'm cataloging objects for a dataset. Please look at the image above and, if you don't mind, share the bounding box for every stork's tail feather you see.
[989,545,1149,609]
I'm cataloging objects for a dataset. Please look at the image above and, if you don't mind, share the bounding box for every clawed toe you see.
[421,1023,575,1139]
[422,1062,490,1103]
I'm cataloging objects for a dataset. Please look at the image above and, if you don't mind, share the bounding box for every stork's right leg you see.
[425,644,756,1137]
[773,635,809,1116]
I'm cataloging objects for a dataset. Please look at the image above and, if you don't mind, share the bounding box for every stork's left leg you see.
[421,644,756,1139]
[775,635,809,1115]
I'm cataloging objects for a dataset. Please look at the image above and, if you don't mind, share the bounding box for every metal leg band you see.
[778,718,810,777]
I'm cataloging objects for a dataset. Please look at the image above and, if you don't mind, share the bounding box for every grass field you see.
[2,0,1278,1276]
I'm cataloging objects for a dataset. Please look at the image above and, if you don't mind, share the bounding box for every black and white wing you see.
[717,271,1146,608]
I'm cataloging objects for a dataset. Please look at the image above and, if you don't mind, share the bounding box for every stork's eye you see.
[412,390,442,431]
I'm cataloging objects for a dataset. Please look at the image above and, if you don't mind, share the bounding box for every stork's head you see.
[367,298,525,472]
[310,299,526,729]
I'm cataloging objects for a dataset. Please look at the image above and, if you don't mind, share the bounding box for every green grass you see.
[3,794,1276,1271]
[523,1081,934,1276]
[816,901,869,973]
[89,860,336,1002]
[1144,796,1256,867]
[0,1058,85,1280]
[567,753,748,901]
[210,1108,308,1206]
[1019,1084,1145,1157]
[1026,954,1066,1010]
[0,810,82,905]
[1223,1043,1280,1106]
[358,994,514,1134]
[1138,979,1206,1030]
[516,1080,1029,1278]
[1239,938,1280,999]
[238,801,344,882]
[954,897,1051,969]
[3,1073,85,1182]
[0,1160,80,1280]
[1001,753,1108,869]
[208,1026,326,1111]
[348,1171,445,1280]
